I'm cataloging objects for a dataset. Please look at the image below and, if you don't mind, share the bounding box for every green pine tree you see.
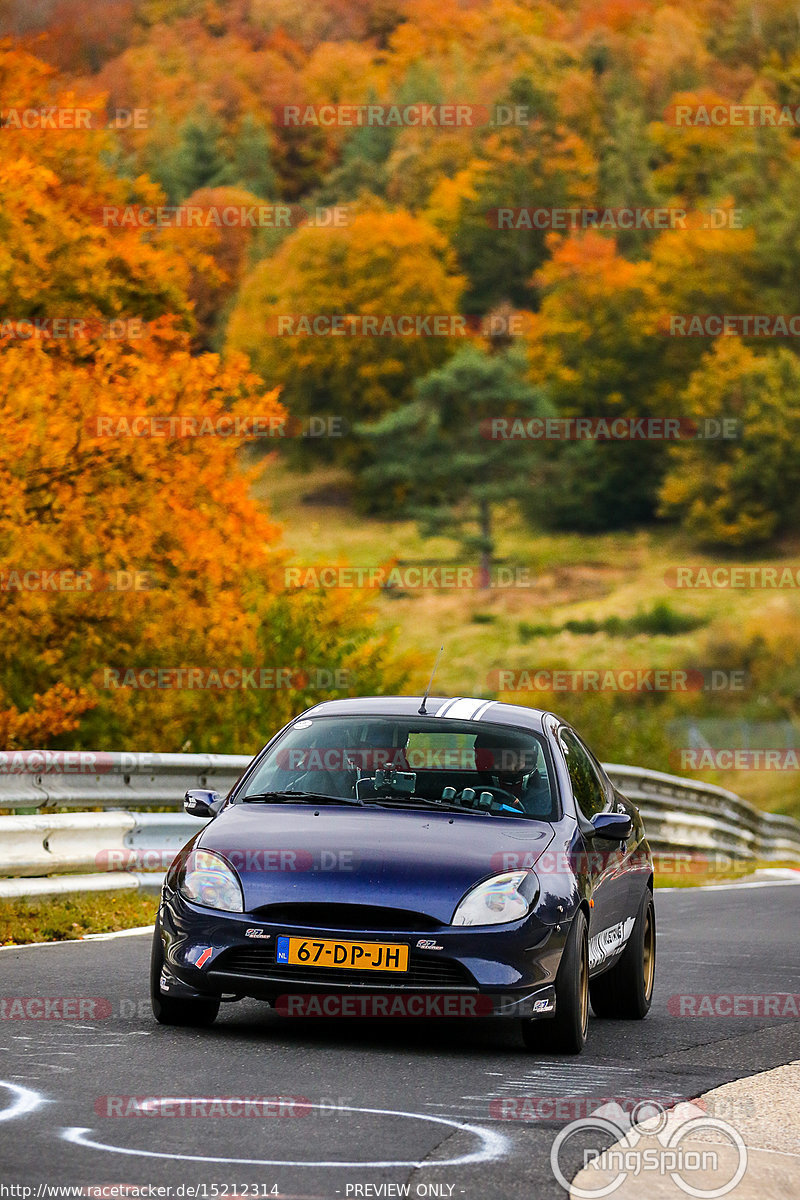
[158,108,234,202]
[358,344,552,584]
[232,113,277,199]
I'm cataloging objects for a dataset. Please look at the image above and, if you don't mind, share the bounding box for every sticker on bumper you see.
[588,917,635,970]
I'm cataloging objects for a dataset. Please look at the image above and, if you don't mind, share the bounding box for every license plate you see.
[276,936,408,972]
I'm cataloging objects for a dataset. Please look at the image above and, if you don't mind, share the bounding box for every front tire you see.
[521,909,589,1054]
[589,889,655,1019]
[150,918,220,1027]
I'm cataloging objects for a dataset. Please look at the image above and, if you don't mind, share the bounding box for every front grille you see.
[249,903,442,931]
[215,944,476,990]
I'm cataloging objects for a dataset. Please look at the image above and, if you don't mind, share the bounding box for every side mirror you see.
[184,789,224,818]
[590,811,633,841]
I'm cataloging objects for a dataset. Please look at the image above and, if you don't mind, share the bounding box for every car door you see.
[556,727,631,972]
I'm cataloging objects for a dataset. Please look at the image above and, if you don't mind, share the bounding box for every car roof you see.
[298,696,565,735]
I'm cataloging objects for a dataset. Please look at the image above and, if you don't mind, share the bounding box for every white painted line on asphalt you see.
[62,1102,511,1168]
[81,925,155,941]
[657,879,800,893]
[0,1081,47,1121]
[741,1145,800,1158]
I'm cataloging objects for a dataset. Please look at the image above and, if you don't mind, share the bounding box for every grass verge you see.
[255,459,800,821]
[0,889,159,946]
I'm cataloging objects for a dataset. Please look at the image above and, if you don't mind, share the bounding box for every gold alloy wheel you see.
[579,934,589,1036]
[642,905,655,1001]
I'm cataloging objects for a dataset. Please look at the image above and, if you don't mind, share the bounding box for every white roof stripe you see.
[437,698,490,721]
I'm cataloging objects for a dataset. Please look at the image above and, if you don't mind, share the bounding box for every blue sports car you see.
[151,696,655,1052]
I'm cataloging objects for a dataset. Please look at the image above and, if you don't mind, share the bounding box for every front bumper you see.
[158,890,567,1020]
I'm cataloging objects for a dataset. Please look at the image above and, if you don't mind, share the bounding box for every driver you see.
[473,733,551,815]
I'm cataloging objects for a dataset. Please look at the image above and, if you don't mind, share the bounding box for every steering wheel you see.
[459,784,524,810]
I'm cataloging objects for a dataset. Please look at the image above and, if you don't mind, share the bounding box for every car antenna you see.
[418,645,444,715]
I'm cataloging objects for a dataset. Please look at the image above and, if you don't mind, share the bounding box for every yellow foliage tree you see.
[226,205,465,456]
[659,337,800,546]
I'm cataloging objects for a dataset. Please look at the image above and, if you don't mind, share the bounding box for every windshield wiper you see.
[361,795,490,816]
[240,790,364,806]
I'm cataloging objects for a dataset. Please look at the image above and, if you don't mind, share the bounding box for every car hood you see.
[198,803,555,923]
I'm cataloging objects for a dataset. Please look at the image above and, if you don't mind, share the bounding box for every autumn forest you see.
[3,0,800,791]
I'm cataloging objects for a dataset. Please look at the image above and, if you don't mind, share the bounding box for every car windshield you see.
[237,716,558,820]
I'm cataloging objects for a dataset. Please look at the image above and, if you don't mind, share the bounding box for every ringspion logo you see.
[551,1101,747,1198]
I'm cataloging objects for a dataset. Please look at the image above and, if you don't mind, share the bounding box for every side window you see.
[558,729,607,820]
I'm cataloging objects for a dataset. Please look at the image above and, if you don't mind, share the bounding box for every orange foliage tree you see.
[0,45,410,751]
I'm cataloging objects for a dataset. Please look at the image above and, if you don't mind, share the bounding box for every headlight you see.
[179,849,243,912]
[452,870,536,927]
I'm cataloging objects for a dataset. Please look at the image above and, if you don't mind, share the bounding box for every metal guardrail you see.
[604,764,800,863]
[0,751,247,810]
[0,751,798,897]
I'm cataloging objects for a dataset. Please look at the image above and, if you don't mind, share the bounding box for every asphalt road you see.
[1,880,799,1199]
